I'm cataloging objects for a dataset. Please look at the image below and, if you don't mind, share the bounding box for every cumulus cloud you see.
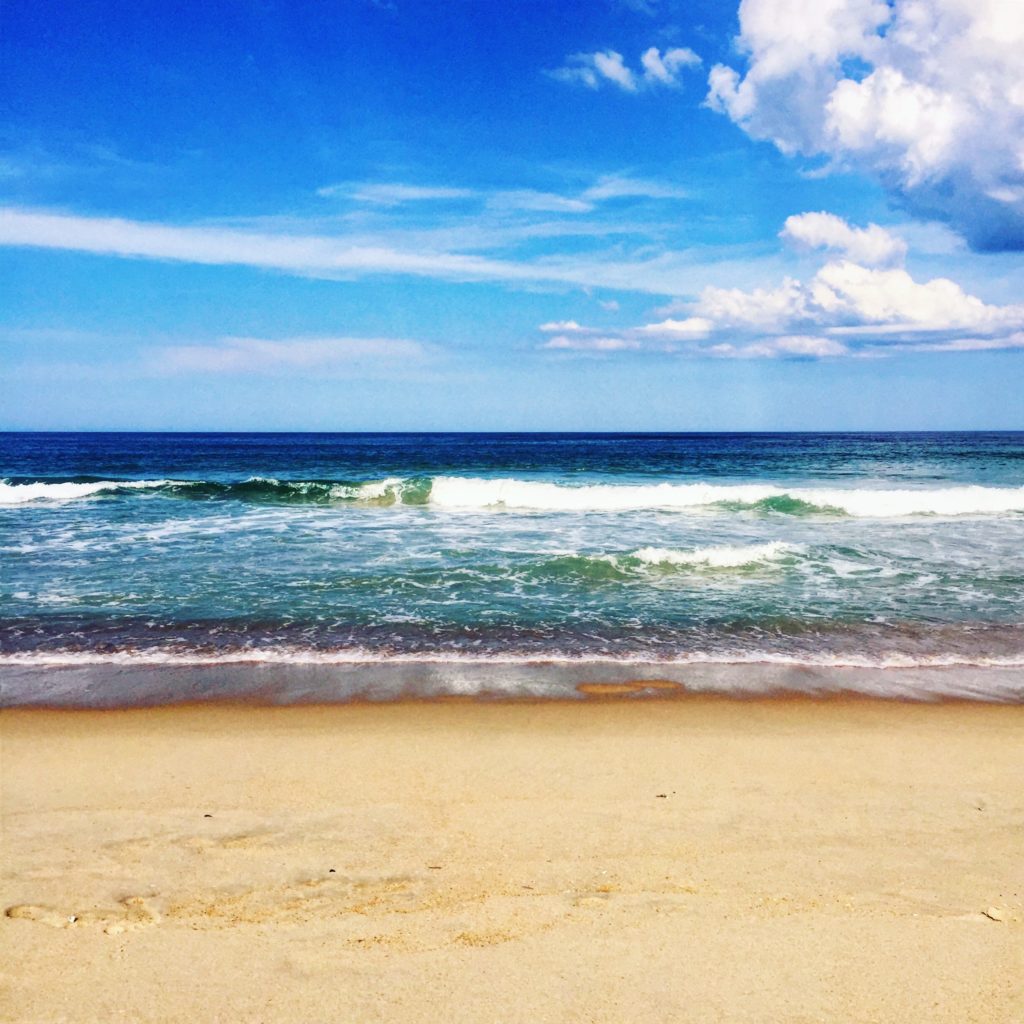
[538,212,1024,358]
[707,0,1024,250]
[550,46,701,92]
[780,211,906,266]
[154,336,427,375]
[698,260,1024,335]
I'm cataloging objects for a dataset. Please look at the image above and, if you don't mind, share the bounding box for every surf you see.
[5,474,1024,518]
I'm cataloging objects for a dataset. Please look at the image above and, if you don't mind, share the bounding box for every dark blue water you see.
[2,432,1024,703]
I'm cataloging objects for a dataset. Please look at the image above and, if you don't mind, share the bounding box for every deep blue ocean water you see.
[2,432,1024,703]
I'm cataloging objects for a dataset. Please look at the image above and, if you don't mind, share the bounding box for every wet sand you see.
[2,696,1022,1022]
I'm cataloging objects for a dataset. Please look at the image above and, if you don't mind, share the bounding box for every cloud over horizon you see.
[539,212,1024,359]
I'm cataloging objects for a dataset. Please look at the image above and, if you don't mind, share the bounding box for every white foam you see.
[428,476,777,512]
[631,541,796,568]
[1,648,1023,670]
[5,474,1024,517]
[427,476,1024,517]
[0,479,167,505]
[342,476,406,500]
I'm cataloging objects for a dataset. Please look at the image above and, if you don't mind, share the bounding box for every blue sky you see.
[2,0,1022,430]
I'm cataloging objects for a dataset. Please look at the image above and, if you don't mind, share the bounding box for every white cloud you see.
[551,46,701,92]
[0,205,751,297]
[581,174,690,201]
[542,335,642,352]
[486,190,593,214]
[640,46,702,85]
[697,258,1024,334]
[696,276,807,331]
[634,317,713,338]
[809,261,1022,332]
[539,320,587,333]
[594,51,638,91]
[154,335,427,375]
[780,211,906,266]
[317,175,687,218]
[0,207,537,281]
[551,51,636,91]
[318,182,475,205]
[538,212,1024,358]
[711,335,850,359]
[706,0,1024,250]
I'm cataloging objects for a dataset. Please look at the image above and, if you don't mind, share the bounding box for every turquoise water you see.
[2,433,1024,702]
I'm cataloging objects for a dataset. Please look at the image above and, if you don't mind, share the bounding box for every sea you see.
[2,431,1023,705]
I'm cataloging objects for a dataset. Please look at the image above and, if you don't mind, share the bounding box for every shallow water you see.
[2,432,1023,702]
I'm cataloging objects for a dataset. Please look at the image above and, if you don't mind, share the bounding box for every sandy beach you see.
[2,695,1022,1023]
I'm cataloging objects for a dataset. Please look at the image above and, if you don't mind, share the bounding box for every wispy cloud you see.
[550,46,701,93]
[152,335,429,375]
[316,182,476,205]
[581,174,690,202]
[316,175,688,214]
[484,190,593,214]
[0,206,534,281]
[0,205,751,297]
[614,0,659,15]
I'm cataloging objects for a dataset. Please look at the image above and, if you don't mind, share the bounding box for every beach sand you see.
[1,695,1022,1023]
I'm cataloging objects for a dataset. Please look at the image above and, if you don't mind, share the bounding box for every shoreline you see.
[4,685,1023,714]
[4,659,1024,708]
[3,695,1023,1022]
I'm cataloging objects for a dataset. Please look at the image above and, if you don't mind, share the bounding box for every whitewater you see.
[3,474,1024,518]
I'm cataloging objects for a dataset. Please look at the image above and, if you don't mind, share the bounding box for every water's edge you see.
[3,661,1022,708]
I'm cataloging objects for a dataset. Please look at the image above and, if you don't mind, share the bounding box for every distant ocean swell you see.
[4,475,1024,517]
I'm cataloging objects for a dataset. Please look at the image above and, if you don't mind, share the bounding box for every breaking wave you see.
[0,479,171,504]
[427,477,1024,517]
[628,541,796,568]
[0,476,431,506]
[3,474,1024,517]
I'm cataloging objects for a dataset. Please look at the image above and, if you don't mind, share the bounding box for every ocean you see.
[2,431,1023,704]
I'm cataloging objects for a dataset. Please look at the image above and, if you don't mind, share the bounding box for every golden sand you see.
[2,696,1022,1022]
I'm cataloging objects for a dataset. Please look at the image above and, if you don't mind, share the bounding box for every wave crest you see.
[428,477,1024,517]
[0,479,169,504]
[4,474,1023,517]
[629,541,796,568]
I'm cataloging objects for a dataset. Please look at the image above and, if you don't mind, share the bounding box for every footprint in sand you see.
[5,896,161,935]
[4,905,77,929]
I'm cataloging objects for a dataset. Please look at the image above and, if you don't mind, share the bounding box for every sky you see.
[1,0,1022,430]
